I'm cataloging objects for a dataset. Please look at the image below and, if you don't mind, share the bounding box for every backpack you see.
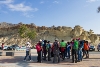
[53,42,59,55]
[43,43,47,51]
[53,42,59,50]
[47,44,51,49]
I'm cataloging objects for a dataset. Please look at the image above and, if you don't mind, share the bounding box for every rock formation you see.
[0,22,99,46]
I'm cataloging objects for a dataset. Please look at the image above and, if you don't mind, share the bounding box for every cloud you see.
[0,0,14,4]
[40,1,44,4]
[7,3,38,12]
[53,1,59,4]
[0,0,38,18]
[86,0,99,2]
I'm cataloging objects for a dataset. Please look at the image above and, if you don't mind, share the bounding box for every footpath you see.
[0,50,100,67]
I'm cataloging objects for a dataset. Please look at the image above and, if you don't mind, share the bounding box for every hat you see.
[39,39,42,42]
[55,38,58,41]
[26,42,30,45]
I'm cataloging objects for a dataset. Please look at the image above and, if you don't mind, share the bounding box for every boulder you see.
[70,25,84,37]
[89,34,98,43]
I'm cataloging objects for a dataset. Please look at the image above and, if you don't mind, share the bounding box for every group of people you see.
[23,38,90,63]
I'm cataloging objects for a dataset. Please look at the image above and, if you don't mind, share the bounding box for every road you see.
[0,49,100,56]
[0,49,100,67]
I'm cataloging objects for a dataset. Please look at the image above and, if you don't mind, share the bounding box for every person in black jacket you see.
[47,41,51,61]
[43,40,47,61]
[52,39,60,63]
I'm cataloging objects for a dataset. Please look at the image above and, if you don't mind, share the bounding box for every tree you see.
[18,24,36,39]
[18,24,28,38]
[27,30,37,39]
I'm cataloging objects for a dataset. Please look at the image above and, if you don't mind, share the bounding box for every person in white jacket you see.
[23,41,32,61]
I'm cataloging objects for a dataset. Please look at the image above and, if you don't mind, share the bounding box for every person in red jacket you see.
[36,41,42,63]
[2,43,4,50]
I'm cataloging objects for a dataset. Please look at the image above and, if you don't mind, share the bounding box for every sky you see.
[0,0,100,34]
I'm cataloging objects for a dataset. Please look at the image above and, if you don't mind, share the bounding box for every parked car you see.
[89,45,95,51]
[16,46,26,51]
[97,44,100,51]
[21,46,26,49]
[3,46,8,50]
[11,44,19,50]
[7,46,13,50]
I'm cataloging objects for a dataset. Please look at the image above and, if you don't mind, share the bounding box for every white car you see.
[3,46,8,50]
[16,46,26,51]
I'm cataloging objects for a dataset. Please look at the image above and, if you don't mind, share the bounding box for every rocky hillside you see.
[0,22,100,46]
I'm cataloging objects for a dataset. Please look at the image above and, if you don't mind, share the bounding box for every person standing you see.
[43,40,47,61]
[23,41,32,61]
[60,40,66,60]
[52,39,60,63]
[82,40,85,57]
[83,41,89,58]
[67,42,71,59]
[72,39,79,63]
[78,40,83,62]
[2,43,4,50]
[46,41,51,61]
[39,39,44,57]
[36,41,42,63]
[70,39,74,56]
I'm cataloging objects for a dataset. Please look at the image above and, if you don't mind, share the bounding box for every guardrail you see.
[0,50,15,56]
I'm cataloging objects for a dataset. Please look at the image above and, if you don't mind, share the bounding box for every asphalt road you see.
[0,50,100,56]
[14,51,100,54]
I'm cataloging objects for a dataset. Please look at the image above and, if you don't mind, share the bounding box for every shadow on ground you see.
[0,55,100,67]
[0,56,37,67]
[0,56,75,67]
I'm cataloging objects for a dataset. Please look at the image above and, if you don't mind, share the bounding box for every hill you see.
[0,22,100,46]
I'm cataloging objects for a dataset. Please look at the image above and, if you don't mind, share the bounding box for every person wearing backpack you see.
[39,39,44,57]
[36,41,42,63]
[43,40,47,61]
[52,39,60,63]
[60,40,66,60]
[46,41,51,61]
[70,39,74,56]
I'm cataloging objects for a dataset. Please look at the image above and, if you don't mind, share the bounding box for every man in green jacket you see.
[72,39,79,63]
[60,40,66,60]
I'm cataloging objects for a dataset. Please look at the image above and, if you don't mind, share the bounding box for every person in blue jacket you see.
[67,42,71,59]
[78,40,84,62]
